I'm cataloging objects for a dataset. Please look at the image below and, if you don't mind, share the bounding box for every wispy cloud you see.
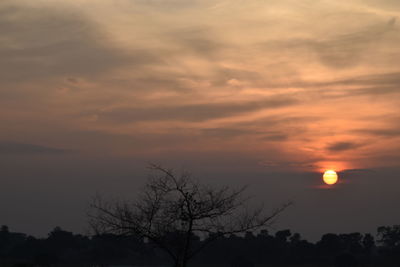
[1,0,400,172]
[354,128,400,137]
[93,96,298,123]
[0,2,149,84]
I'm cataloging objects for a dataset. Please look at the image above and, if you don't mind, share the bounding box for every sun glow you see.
[323,170,338,185]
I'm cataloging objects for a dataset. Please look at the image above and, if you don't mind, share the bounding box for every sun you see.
[323,170,338,185]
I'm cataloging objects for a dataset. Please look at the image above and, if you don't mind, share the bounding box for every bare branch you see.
[88,164,291,267]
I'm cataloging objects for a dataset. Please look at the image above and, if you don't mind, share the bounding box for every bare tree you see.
[89,164,290,267]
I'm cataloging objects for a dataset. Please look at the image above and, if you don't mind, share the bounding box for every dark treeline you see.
[1,224,399,267]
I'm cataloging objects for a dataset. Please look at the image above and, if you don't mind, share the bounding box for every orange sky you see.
[1,0,400,173]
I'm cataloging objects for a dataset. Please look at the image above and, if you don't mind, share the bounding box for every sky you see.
[1,0,400,241]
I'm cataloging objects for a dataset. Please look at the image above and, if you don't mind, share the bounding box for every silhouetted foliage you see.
[377,225,400,264]
[0,224,399,266]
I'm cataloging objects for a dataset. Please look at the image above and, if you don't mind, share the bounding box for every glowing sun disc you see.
[323,170,338,185]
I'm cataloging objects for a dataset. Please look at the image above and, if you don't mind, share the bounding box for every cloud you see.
[128,0,205,10]
[94,96,298,123]
[341,168,375,173]
[195,115,315,142]
[260,133,288,141]
[311,19,396,68]
[260,160,317,169]
[354,128,400,137]
[200,128,254,138]
[211,67,261,87]
[0,142,70,155]
[168,27,222,58]
[338,72,400,96]
[261,18,397,69]
[0,2,155,84]
[199,127,287,141]
[289,71,400,99]
[363,0,400,11]
[319,72,400,88]
[326,141,364,152]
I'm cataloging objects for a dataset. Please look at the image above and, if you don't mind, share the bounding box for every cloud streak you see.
[94,96,298,123]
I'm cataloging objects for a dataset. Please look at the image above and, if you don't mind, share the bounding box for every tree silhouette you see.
[378,225,400,248]
[362,233,375,256]
[377,225,400,264]
[0,223,398,266]
[89,164,290,267]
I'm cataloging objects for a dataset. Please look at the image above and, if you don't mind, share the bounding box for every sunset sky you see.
[1,0,400,240]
